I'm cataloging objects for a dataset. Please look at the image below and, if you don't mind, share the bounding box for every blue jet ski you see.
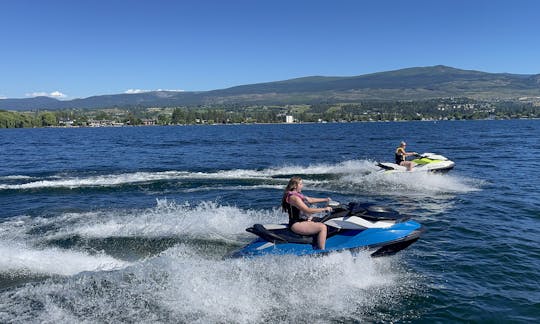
[232,201,424,258]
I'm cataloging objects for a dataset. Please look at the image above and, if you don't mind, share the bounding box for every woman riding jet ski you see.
[377,152,455,173]
[377,141,455,173]
[231,201,424,258]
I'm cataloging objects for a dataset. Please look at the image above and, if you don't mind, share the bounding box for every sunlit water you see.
[1,120,539,322]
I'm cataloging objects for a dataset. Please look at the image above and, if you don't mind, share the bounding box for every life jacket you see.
[395,147,406,164]
[285,191,308,226]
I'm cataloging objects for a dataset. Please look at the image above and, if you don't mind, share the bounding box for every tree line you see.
[0,110,59,128]
[1,98,538,128]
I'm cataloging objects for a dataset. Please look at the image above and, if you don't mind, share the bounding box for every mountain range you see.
[2,65,539,111]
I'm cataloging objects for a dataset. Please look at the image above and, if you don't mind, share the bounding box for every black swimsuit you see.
[395,147,405,164]
[285,192,308,226]
[285,202,302,227]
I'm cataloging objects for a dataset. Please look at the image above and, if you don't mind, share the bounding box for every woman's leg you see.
[291,221,328,249]
[401,161,415,171]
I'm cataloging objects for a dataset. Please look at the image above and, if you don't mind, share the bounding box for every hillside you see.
[2,65,539,111]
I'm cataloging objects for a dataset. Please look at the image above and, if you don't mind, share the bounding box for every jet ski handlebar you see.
[327,200,340,208]
[316,200,349,223]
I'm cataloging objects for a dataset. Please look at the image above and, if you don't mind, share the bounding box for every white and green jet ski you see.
[377,152,455,173]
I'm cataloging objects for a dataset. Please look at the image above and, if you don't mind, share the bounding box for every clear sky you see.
[1,0,539,99]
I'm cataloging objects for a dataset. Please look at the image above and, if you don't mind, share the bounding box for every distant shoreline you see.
[3,117,538,130]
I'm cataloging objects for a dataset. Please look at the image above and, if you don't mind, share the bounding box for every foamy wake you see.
[146,245,409,323]
[0,200,281,249]
[0,242,130,276]
[43,200,280,241]
[0,160,376,190]
[0,244,421,323]
[0,200,278,276]
[0,196,424,322]
[0,160,482,198]
[340,169,483,196]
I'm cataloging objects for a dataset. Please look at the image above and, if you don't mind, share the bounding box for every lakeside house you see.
[88,119,124,127]
[285,115,294,123]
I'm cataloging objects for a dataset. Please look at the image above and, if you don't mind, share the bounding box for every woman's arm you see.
[289,195,332,215]
[401,148,417,156]
[305,196,331,204]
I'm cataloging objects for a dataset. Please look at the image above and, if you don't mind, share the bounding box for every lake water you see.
[1,120,539,322]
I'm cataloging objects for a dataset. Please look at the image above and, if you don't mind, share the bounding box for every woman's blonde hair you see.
[281,176,302,211]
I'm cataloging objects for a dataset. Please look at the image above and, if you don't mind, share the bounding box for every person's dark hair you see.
[281,176,302,212]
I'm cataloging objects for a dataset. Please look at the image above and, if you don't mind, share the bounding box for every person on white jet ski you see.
[395,141,418,171]
[281,176,333,249]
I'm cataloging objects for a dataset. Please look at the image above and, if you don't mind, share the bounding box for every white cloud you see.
[25,91,67,99]
[125,88,184,94]
[0,95,7,99]
[49,91,67,98]
[125,89,149,94]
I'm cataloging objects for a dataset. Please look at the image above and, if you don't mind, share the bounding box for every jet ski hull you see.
[377,161,455,173]
[377,152,455,173]
[232,220,424,258]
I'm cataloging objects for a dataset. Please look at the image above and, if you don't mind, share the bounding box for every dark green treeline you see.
[1,98,538,128]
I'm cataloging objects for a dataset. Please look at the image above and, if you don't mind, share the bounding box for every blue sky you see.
[1,0,539,99]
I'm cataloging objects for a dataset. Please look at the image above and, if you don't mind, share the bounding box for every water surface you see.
[1,120,539,322]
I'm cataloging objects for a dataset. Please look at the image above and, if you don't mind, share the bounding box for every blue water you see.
[1,120,539,322]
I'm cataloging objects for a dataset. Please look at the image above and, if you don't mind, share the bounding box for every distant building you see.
[58,119,74,127]
[285,115,294,123]
[88,119,124,127]
[141,118,156,125]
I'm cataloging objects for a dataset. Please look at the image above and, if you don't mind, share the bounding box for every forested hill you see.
[2,65,540,111]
